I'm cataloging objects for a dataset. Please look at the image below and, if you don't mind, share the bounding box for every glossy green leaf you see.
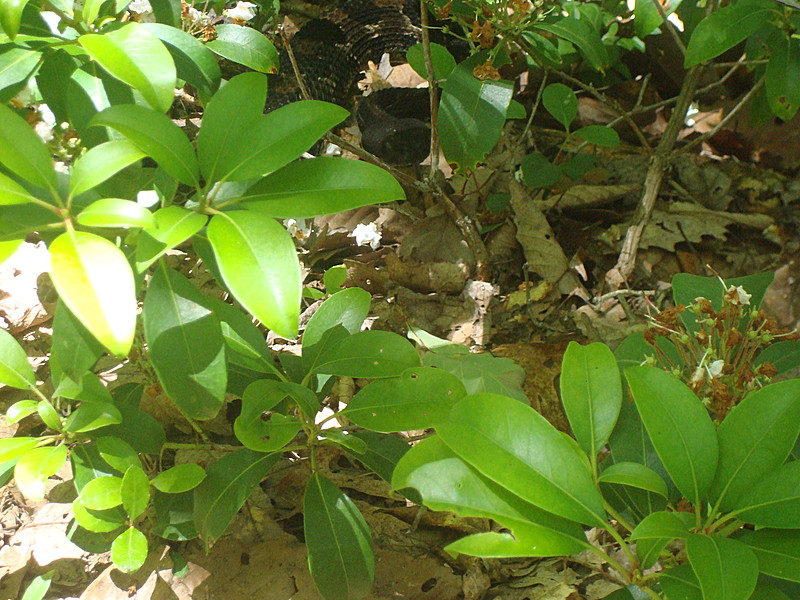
[533,17,609,72]
[344,367,465,432]
[234,379,302,452]
[0,327,35,389]
[560,341,621,456]
[684,0,778,67]
[598,462,668,498]
[193,449,278,545]
[542,83,578,131]
[0,437,40,463]
[392,436,589,557]
[35,401,60,431]
[302,287,370,372]
[686,535,758,600]
[634,0,682,37]
[49,231,137,357]
[121,465,150,520]
[659,565,702,600]
[319,429,368,454]
[151,463,206,493]
[206,24,278,73]
[313,330,420,378]
[94,386,166,455]
[574,125,620,147]
[625,366,718,505]
[243,157,405,218]
[756,341,800,376]
[51,301,105,381]
[143,264,227,420]
[20,570,54,600]
[0,0,32,39]
[629,511,692,541]
[91,105,200,186]
[304,473,374,600]
[152,489,196,540]
[135,206,207,272]
[207,210,302,338]
[437,394,607,526]
[196,72,265,183]
[81,475,124,510]
[734,460,800,527]
[0,240,23,264]
[765,32,800,121]
[748,582,794,600]
[438,52,513,171]
[739,529,800,583]
[14,444,67,501]
[64,402,123,433]
[521,152,562,188]
[5,400,37,425]
[79,23,176,113]
[709,380,800,511]
[97,436,140,473]
[348,431,409,483]
[0,47,38,95]
[69,140,145,198]
[406,42,457,80]
[142,22,221,98]
[0,103,57,192]
[520,30,562,68]
[422,348,527,403]
[111,526,148,573]
[76,198,155,229]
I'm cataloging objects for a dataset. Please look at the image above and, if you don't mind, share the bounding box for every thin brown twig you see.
[650,0,685,55]
[280,27,311,100]
[419,0,440,180]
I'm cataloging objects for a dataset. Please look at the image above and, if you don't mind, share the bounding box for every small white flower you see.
[137,190,160,208]
[707,359,725,378]
[185,6,210,26]
[128,0,152,13]
[223,1,257,22]
[284,218,311,240]
[728,285,751,306]
[351,222,381,250]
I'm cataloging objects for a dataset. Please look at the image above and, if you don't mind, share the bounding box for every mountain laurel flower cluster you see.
[644,284,797,419]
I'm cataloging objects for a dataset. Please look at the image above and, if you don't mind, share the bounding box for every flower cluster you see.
[643,283,797,420]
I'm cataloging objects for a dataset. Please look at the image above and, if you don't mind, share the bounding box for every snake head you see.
[360,117,430,166]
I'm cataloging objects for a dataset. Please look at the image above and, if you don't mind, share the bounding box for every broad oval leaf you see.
[151,463,206,493]
[49,231,137,357]
[0,0,32,39]
[406,42,457,80]
[625,366,718,506]
[686,535,758,600]
[37,401,61,431]
[392,436,590,557]
[629,510,693,541]
[344,367,465,432]
[206,24,279,73]
[533,17,609,72]
[80,475,124,510]
[72,497,126,533]
[423,348,527,403]
[560,341,622,456]
[521,152,562,188]
[0,103,57,192]
[304,473,374,600]
[0,327,35,389]
[733,460,800,527]
[69,140,146,199]
[598,462,669,498]
[64,402,123,433]
[121,465,151,520]
[738,528,800,583]
[574,125,620,147]
[77,198,155,229]
[5,400,37,425]
[436,394,607,527]
[542,83,578,131]
[0,171,36,206]
[659,565,702,600]
[234,379,302,452]
[79,23,177,113]
[97,436,140,473]
[135,206,208,272]
[14,444,67,501]
[709,380,800,511]
[111,526,148,573]
[51,301,105,381]
[207,211,302,338]
[0,437,40,463]
[312,330,421,378]
[304,287,370,348]
[765,32,800,121]
[91,105,200,186]
[243,157,405,218]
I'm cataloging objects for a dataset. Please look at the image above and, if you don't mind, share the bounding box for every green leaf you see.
[738,529,800,583]
[436,394,607,527]
[313,330,420,378]
[51,301,105,381]
[193,449,278,545]
[520,152,562,188]
[560,341,622,456]
[629,511,693,540]
[135,206,207,272]
[93,384,166,455]
[438,52,514,172]
[0,0,33,39]
[64,402,123,433]
[0,103,57,192]
[196,72,265,183]
[0,437,39,463]
[36,401,61,431]
[121,465,150,520]
[110,526,148,573]
[234,379,302,452]
[152,489,196,540]
[5,400,37,425]
[709,380,800,512]
[348,431,409,483]
[49,231,137,357]
[97,436,140,473]
[542,83,578,131]
[748,581,794,600]
[734,460,800,527]
[304,287,370,348]
[686,535,758,600]
[151,463,206,493]
[765,32,800,121]
[243,157,405,218]
[304,473,374,600]
[659,565,702,600]
[533,17,609,72]
[77,198,155,229]
[392,436,589,557]
[0,47,39,96]
[91,105,200,186]
[598,462,668,498]
[756,341,800,376]
[207,210,302,339]
[345,367,466,432]
[634,0,682,37]
[319,429,368,454]
[406,42,456,80]
[143,264,227,420]
[19,570,54,600]
[81,475,124,510]
[0,327,35,389]
[69,140,145,199]
[79,23,176,113]
[684,0,779,67]
[0,239,23,263]
[14,444,67,501]
[625,366,718,506]
[206,24,278,73]
[423,348,527,403]
[141,22,221,98]
[574,125,620,147]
